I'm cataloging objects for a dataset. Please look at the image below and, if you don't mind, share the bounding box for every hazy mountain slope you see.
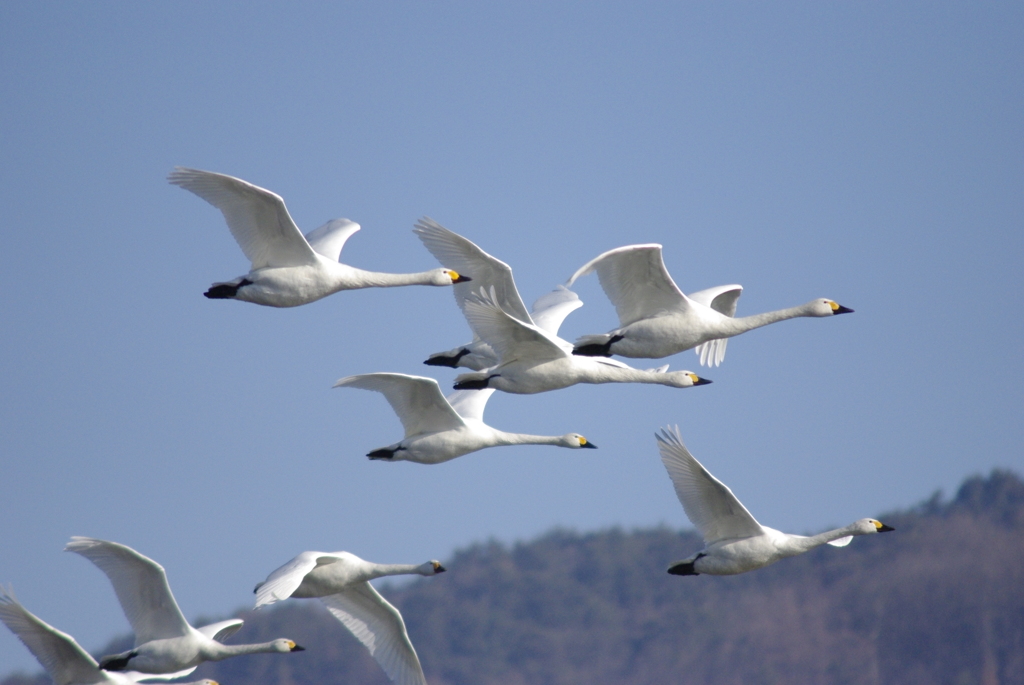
[4,470,1022,685]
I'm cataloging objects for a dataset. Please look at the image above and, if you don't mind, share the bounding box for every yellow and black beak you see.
[875,521,895,533]
[433,561,447,573]
[450,271,472,284]
[688,373,713,386]
[580,439,598,449]
[830,301,854,315]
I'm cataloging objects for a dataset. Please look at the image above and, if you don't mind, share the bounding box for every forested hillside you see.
[4,471,1022,685]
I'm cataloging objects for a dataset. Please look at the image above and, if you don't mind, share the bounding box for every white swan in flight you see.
[414,218,583,370]
[64,538,304,674]
[450,287,712,394]
[167,168,469,307]
[655,426,893,576]
[567,244,853,365]
[334,372,597,462]
[0,585,219,685]
[254,550,446,685]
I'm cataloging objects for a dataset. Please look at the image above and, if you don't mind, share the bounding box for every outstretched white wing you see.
[168,167,319,270]
[254,551,334,609]
[64,538,191,644]
[304,219,361,262]
[688,285,743,367]
[334,373,466,437]
[413,217,532,322]
[656,427,763,544]
[320,584,427,685]
[528,286,583,336]
[567,244,688,327]
[0,586,108,685]
[462,287,571,364]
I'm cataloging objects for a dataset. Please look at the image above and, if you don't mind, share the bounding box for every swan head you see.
[420,560,446,575]
[438,268,471,285]
[849,518,894,535]
[664,371,713,388]
[271,639,305,653]
[807,299,854,316]
[564,433,597,449]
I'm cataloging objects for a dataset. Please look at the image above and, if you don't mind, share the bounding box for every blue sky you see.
[1,2,1021,674]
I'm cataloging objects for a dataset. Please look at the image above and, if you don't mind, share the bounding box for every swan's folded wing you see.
[334,373,465,438]
[254,552,326,608]
[195,618,244,642]
[414,217,532,322]
[687,285,743,317]
[168,167,319,270]
[566,245,688,327]
[656,427,763,544]
[304,219,361,262]
[64,537,192,643]
[320,584,427,685]
[0,586,107,685]
[463,288,571,363]
[689,285,742,367]
[445,388,496,422]
[529,286,583,336]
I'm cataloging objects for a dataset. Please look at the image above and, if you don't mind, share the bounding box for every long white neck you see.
[491,430,570,447]
[583,362,686,387]
[783,523,864,554]
[205,641,288,661]
[716,304,815,337]
[366,563,427,579]
[344,267,443,288]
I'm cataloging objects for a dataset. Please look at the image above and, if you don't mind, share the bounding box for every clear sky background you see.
[1,2,1021,674]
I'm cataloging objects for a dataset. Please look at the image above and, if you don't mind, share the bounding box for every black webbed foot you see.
[572,335,623,357]
[453,374,499,390]
[424,349,470,367]
[204,278,253,299]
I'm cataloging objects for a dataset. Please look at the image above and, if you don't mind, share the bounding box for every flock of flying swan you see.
[1,167,892,685]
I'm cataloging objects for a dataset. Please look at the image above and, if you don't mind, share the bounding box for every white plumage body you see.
[334,373,595,463]
[63,537,302,674]
[451,287,710,395]
[254,551,444,685]
[656,427,893,576]
[568,244,852,365]
[168,168,466,307]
